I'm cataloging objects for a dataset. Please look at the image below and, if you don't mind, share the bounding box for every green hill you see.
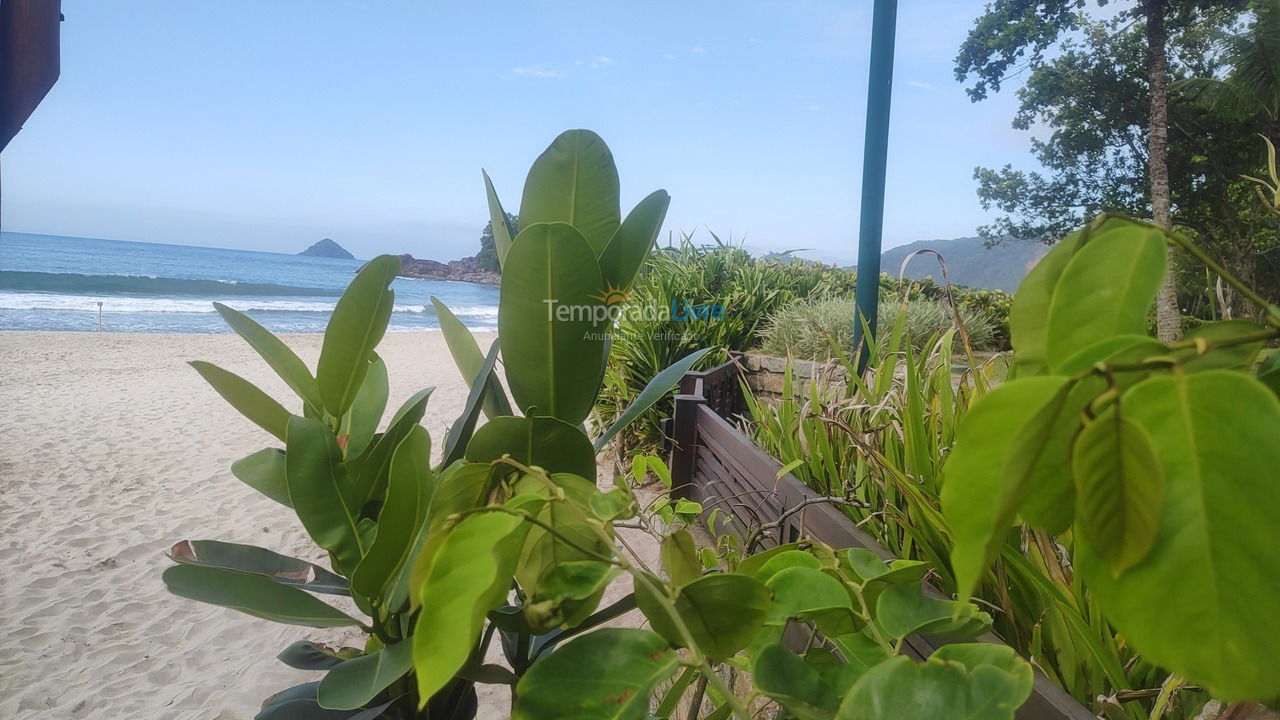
[880,236,1047,292]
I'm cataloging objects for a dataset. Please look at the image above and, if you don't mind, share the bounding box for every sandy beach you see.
[0,330,503,719]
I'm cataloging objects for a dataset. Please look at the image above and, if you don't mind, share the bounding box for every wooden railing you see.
[665,356,1094,720]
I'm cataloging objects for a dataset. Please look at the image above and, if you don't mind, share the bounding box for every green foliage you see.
[758,295,999,361]
[944,215,1280,704]
[477,209,518,274]
[168,130,1043,719]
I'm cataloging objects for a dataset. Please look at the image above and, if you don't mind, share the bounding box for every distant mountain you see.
[299,238,354,260]
[880,236,1047,292]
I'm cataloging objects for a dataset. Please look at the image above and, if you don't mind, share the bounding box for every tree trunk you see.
[1146,0,1182,342]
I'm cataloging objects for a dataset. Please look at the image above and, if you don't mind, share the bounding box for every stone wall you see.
[740,353,848,402]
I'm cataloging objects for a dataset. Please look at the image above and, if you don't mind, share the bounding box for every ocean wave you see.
[0,270,342,297]
[0,293,451,315]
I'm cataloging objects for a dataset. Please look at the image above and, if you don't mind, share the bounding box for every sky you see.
[1,1,1041,264]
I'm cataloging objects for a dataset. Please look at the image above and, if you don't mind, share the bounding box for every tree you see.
[1178,0,1280,121]
[956,0,1251,339]
[958,2,1278,323]
[476,212,517,273]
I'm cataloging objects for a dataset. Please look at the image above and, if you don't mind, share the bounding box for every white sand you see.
[0,331,502,719]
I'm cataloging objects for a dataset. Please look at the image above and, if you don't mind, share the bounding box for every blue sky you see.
[2,1,1038,263]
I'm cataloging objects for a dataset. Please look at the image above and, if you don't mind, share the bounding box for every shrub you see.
[757,294,998,361]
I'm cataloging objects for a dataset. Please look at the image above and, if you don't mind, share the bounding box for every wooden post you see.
[96,301,103,331]
[668,378,706,500]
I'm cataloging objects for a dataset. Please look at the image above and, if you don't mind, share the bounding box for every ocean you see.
[0,232,500,333]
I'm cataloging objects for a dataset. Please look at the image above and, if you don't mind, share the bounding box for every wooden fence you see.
[664,355,1095,720]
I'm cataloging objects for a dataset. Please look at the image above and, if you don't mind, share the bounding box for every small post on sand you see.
[851,0,898,372]
[96,301,103,331]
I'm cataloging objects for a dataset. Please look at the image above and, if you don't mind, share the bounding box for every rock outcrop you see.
[298,238,355,260]
[383,254,500,286]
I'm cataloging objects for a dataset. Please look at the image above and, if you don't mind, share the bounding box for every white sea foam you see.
[0,293,451,315]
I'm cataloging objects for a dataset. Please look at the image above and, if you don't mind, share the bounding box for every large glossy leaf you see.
[636,572,771,664]
[413,505,533,703]
[483,169,517,268]
[351,425,434,604]
[659,528,702,587]
[408,462,495,608]
[1258,349,1280,397]
[1044,225,1166,370]
[214,301,322,413]
[754,644,850,720]
[341,355,388,459]
[257,682,390,719]
[941,376,1071,601]
[287,416,366,574]
[593,348,712,452]
[190,361,290,441]
[512,473,613,595]
[1174,319,1266,372]
[1072,408,1163,577]
[1075,371,1280,700]
[431,296,511,419]
[524,560,619,632]
[442,341,503,467]
[764,566,858,636]
[512,628,678,720]
[598,189,670,292]
[163,565,361,628]
[349,386,434,507]
[499,222,607,425]
[318,641,413,710]
[465,414,595,478]
[232,448,291,507]
[168,539,348,595]
[317,254,399,417]
[519,129,621,256]
[837,652,1032,720]
[1009,229,1085,376]
[874,582,991,640]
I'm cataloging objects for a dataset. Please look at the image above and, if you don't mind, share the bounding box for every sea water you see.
[0,232,500,333]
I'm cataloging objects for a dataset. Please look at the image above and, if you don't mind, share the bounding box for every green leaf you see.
[232,448,291,507]
[163,565,361,628]
[1044,225,1167,370]
[636,573,772,664]
[753,644,847,720]
[431,296,512,419]
[213,301,321,413]
[874,582,991,640]
[441,341,503,467]
[1258,349,1280,397]
[836,653,1032,720]
[318,641,413,710]
[413,507,532,703]
[1174,319,1266,372]
[764,566,858,637]
[499,222,607,425]
[755,550,823,583]
[524,560,620,631]
[167,539,348,595]
[351,425,435,604]
[189,361,291,441]
[1072,408,1164,577]
[256,682,387,719]
[512,473,613,595]
[317,254,399,417]
[598,189,670,292]
[286,416,366,574]
[593,348,712,452]
[929,644,1034,698]
[1074,371,1280,700]
[838,549,928,587]
[659,529,702,587]
[518,129,621,256]
[941,376,1071,601]
[277,641,356,670]
[512,628,678,720]
[341,355,388,459]
[483,169,517,268]
[465,414,596,478]
[1009,228,1085,376]
[348,385,434,508]
[407,462,495,608]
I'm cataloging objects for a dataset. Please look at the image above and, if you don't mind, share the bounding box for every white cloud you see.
[661,53,676,61]
[596,55,613,65]
[907,80,947,96]
[805,104,825,112]
[692,46,708,54]
[512,65,564,79]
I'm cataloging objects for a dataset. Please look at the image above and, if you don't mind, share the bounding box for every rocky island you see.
[298,238,355,259]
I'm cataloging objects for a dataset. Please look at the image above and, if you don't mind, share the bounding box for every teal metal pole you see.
[852,0,898,370]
